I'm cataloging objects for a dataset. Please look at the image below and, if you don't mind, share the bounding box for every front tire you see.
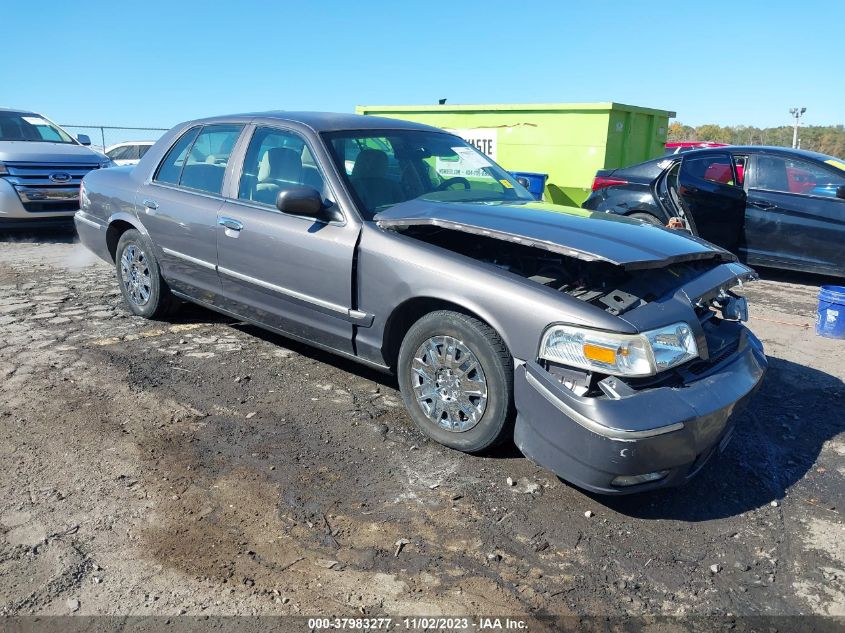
[397,310,514,453]
[115,229,178,319]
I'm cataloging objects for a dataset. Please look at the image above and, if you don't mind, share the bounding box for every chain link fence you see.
[61,125,169,153]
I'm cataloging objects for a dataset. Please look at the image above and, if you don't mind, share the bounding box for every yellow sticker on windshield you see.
[500,179,514,188]
[825,159,845,172]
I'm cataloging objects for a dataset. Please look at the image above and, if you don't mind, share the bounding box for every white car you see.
[104,141,154,166]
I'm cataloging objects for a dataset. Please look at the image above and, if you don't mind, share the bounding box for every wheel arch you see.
[380,296,512,372]
[105,213,149,262]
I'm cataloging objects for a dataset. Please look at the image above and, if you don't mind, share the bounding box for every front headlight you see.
[540,322,699,377]
[99,160,116,169]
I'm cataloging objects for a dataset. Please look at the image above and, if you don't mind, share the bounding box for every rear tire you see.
[115,229,178,319]
[629,212,663,226]
[397,310,514,453]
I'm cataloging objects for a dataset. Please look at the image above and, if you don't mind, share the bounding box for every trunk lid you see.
[375,199,733,270]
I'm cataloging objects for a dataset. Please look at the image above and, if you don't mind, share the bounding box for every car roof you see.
[0,107,38,116]
[665,141,728,147]
[677,145,840,162]
[614,145,842,178]
[188,111,446,134]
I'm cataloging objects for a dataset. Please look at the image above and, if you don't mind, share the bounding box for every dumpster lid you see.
[374,200,733,270]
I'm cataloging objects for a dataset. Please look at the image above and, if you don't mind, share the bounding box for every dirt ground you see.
[1,230,843,620]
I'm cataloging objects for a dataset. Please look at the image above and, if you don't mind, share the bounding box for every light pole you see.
[789,107,806,149]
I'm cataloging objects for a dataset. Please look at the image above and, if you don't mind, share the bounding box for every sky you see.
[2,1,842,131]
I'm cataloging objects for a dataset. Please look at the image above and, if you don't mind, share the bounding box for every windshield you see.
[0,111,76,144]
[324,129,534,219]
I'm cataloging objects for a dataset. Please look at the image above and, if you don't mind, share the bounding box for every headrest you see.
[351,149,388,179]
[258,147,302,182]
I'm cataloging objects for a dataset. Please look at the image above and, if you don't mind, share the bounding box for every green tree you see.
[666,121,845,157]
[693,124,733,144]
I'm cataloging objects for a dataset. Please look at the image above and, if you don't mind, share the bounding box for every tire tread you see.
[398,309,514,453]
[115,229,179,320]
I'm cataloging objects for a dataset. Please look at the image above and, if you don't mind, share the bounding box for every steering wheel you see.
[435,177,471,191]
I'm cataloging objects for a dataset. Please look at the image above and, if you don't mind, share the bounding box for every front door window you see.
[238,127,326,207]
[751,155,845,197]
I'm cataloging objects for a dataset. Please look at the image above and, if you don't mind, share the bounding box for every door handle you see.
[142,199,159,210]
[218,217,244,231]
[749,200,775,210]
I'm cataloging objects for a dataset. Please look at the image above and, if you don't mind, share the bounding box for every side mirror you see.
[276,186,335,220]
[837,185,845,200]
[516,177,530,189]
[77,134,92,146]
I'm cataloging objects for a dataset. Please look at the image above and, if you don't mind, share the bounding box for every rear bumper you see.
[73,211,113,262]
[513,330,767,494]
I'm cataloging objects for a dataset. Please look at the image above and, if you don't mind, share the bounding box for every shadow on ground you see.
[161,303,845,518]
[0,226,78,244]
[755,265,842,287]
[167,302,399,389]
[597,356,844,521]
[235,321,400,389]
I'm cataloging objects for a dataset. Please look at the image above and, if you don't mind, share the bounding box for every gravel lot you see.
[1,230,843,619]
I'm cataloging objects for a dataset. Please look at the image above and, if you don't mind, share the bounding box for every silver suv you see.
[0,108,112,228]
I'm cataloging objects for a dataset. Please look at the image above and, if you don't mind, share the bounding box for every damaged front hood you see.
[375,199,734,270]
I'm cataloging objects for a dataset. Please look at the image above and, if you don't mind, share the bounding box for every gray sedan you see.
[75,112,766,494]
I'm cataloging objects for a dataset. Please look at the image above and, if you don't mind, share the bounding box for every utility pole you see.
[789,107,806,149]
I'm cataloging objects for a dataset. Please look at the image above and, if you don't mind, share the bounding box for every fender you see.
[385,291,522,364]
[107,210,150,239]
[101,210,154,265]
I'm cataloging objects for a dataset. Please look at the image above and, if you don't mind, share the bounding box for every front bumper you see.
[513,329,767,494]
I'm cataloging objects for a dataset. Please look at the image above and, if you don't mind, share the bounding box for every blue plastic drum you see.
[816,285,845,339]
[510,171,548,201]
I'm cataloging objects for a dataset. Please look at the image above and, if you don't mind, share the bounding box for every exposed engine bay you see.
[397,225,721,316]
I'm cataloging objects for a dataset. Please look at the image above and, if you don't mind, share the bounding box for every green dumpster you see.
[355,102,675,207]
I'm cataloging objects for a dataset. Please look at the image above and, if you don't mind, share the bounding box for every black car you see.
[583,146,845,276]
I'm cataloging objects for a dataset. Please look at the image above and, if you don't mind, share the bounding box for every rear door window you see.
[154,125,243,194]
[179,125,243,194]
[682,154,737,186]
[155,128,201,185]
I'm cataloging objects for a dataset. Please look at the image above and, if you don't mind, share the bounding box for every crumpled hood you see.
[375,199,734,270]
[0,141,104,164]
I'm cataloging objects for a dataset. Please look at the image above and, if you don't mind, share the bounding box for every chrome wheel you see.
[120,244,152,306]
[411,335,488,432]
